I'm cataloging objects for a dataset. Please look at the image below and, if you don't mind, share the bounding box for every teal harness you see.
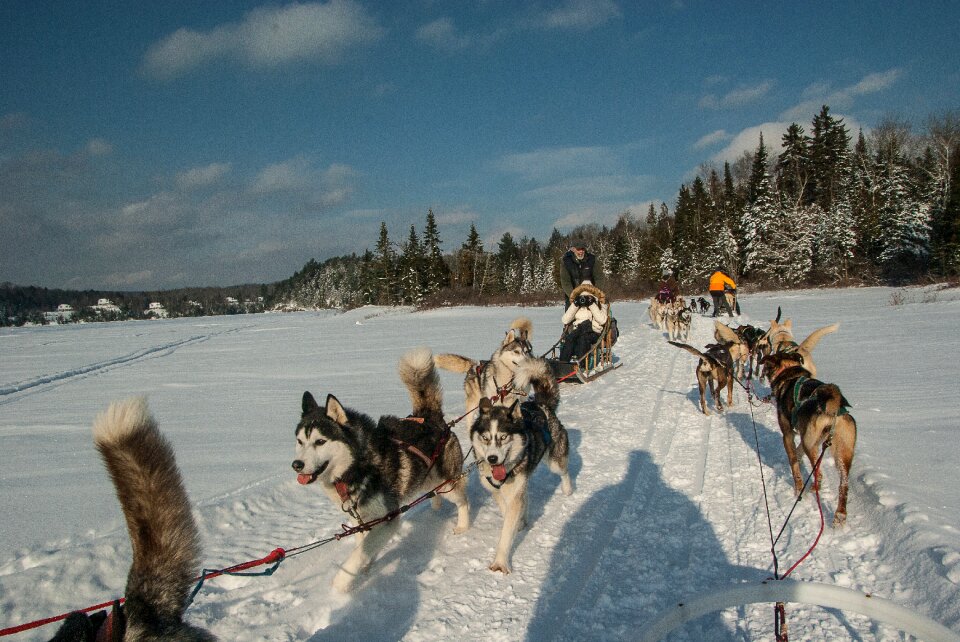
[790,375,849,430]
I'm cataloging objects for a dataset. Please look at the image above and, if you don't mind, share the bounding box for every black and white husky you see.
[470,356,573,574]
[292,347,470,592]
[52,398,214,641]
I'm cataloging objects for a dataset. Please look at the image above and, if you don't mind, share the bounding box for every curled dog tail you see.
[799,322,839,354]
[510,316,533,340]
[399,346,444,419]
[515,356,559,413]
[433,352,478,374]
[93,398,213,641]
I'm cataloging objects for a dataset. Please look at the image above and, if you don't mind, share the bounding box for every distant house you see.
[143,302,168,319]
[43,304,75,322]
[90,298,122,315]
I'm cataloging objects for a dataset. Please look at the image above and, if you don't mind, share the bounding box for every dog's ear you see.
[784,319,792,329]
[302,391,320,416]
[508,399,521,418]
[478,397,493,414]
[503,329,517,346]
[325,394,349,426]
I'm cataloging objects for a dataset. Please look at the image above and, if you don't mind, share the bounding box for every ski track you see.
[2,305,957,640]
[0,326,246,404]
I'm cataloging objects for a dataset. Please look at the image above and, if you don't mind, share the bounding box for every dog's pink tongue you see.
[491,464,507,482]
[297,473,315,485]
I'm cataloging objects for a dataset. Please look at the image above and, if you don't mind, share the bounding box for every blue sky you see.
[2,0,958,291]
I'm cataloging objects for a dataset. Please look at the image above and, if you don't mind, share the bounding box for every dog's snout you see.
[292,460,304,472]
[486,455,500,465]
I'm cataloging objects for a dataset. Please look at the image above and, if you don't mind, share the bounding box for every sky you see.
[2,0,959,291]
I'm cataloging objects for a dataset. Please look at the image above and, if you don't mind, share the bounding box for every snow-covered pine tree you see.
[422,209,450,296]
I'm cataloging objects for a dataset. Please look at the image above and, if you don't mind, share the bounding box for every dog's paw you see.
[452,522,470,535]
[561,477,573,496]
[832,512,847,527]
[489,561,511,574]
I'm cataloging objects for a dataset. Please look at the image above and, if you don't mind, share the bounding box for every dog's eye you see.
[480,434,491,443]
[314,438,326,447]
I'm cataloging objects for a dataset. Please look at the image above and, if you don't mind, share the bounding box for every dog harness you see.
[790,375,849,430]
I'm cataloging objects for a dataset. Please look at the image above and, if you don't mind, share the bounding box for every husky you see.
[292,347,470,592]
[763,318,839,379]
[470,356,573,574]
[669,341,735,415]
[697,297,711,314]
[713,320,762,380]
[52,398,215,641]
[666,300,691,341]
[762,351,857,526]
[648,296,667,330]
[434,317,534,426]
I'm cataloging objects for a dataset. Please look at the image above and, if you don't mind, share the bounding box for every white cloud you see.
[694,129,730,149]
[537,0,621,30]
[780,68,902,122]
[707,121,792,166]
[416,17,472,51]
[700,80,773,109]
[176,162,232,189]
[142,0,384,79]
[495,145,619,181]
[86,138,113,156]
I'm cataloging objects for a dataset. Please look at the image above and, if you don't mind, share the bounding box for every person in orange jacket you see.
[708,268,737,317]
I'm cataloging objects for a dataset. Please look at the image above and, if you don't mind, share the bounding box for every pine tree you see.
[809,105,852,213]
[422,209,450,295]
[747,132,771,203]
[496,232,520,294]
[457,223,484,290]
[374,222,397,305]
[399,224,427,304]
[776,123,811,206]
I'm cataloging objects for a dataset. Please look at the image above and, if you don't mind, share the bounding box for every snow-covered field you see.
[1,285,959,640]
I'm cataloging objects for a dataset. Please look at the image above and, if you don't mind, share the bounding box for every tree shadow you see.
[526,449,764,641]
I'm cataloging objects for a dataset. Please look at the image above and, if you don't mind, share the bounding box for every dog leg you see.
[726,375,734,408]
[831,415,857,526]
[490,483,527,574]
[447,476,471,534]
[695,369,710,415]
[781,430,805,495]
[549,451,573,496]
[333,517,399,592]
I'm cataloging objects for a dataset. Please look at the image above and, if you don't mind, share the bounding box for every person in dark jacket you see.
[656,269,681,303]
[559,240,604,309]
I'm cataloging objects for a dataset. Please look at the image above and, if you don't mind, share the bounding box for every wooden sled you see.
[543,303,621,384]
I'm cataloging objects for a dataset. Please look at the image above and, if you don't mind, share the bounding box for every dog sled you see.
[544,302,621,384]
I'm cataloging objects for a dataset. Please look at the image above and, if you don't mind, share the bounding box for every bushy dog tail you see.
[92,398,213,641]
[399,347,444,419]
[799,322,839,353]
[515,356,559,413]
[433,352,478,374]
[510,316,533,340]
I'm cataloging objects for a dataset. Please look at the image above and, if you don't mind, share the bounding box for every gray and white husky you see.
[292,347,470,592]
[435,317,534,427]
[470,356,573,574]
[52,398,214,641]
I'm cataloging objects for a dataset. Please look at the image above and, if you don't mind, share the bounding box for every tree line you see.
[273,105,960,310]
[5,104,958,324]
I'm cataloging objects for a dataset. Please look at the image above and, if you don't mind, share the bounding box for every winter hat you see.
[570,239,587,250]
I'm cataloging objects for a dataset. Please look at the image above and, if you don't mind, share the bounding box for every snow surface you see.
[1,285,959,641]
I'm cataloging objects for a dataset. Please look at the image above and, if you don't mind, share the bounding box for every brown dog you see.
[669,341,735,415]
[762,352,857,526]
[763,319,839,379]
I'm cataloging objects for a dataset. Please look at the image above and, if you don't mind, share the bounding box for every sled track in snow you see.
[0,327,245,404]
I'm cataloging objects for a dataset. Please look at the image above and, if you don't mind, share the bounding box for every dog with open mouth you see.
[291,347,470,592]
[469,356,573,574]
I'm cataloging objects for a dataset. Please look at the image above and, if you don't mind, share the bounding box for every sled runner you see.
[544,302,621,384]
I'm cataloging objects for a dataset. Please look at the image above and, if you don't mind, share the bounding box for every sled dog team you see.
[55,299,858,638]
[665,306,856,527]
